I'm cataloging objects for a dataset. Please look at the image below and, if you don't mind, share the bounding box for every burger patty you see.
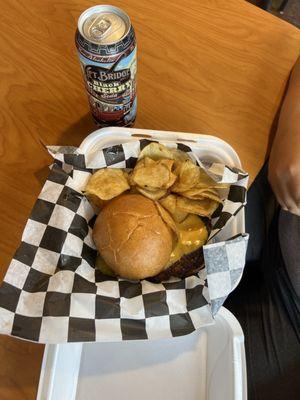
[149,218,211,283]
[149,247,205,282]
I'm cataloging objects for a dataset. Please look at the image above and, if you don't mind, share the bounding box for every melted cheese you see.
[95,254,116,277]
[167,214,208,267]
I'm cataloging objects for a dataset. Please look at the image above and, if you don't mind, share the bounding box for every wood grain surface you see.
[0,1,300,398]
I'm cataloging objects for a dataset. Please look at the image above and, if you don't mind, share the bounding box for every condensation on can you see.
[76,5,137,127]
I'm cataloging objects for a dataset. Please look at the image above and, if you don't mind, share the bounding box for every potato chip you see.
[84,168,130,201]
[198,168,230,189]
[172,160,201,193]
[159,194,188,223]
[180,187,222,203]
[198,189,222,203]
[132,157,177,189]
[138,142,175,161]
[139,142,191,164]
[137,187,167,200]
[176,196,219,217]
[85,194,107,210]
[172,161,230,195]
[173,148,192,162]
[155,202,178,235]
[130,183,158,193]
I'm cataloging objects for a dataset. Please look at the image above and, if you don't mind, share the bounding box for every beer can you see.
[75,5,137,127]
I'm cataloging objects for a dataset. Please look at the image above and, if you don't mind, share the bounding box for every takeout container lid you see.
[37,307,247,400]
[37,127,246,400]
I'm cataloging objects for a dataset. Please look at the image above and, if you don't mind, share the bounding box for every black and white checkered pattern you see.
[0,139,248,343]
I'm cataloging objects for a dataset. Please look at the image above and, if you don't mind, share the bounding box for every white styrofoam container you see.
[37,128,247,400]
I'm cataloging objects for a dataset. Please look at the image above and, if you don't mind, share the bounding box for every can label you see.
[76,29,137,126]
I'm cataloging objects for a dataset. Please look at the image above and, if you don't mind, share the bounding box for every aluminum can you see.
[76,5,137,126]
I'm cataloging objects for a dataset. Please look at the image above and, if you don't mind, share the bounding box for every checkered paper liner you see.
[0,139,248,343]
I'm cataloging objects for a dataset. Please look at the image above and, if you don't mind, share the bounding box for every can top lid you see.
[78,5,130,45]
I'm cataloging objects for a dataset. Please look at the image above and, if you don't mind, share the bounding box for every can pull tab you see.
[90,16,111,39]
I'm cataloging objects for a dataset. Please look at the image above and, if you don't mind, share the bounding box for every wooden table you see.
[0,0,300,398]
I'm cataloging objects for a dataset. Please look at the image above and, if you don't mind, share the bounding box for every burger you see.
[93,193,210,281]
[86,143,222,281]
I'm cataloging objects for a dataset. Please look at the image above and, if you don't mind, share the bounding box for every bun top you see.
[93,194,173,280]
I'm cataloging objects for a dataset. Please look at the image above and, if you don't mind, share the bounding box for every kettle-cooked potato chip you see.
[132,157,177,189]
[172,160,201,193]
[138,142,191,163]
[159,194,188,223]
[180,187,222,203]
[85,142,225,222]
[155,201,178,235]
[138,142,175,161]
[172,161,230,195]
[136,187,167,200]
[85,194,108,210]
[84,168,130,201]
[176,196,219,217]
[197,168,230,189]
